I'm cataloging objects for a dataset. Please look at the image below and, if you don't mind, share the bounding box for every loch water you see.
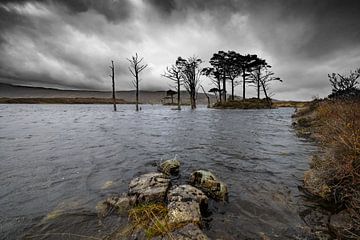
[0,104,318,239]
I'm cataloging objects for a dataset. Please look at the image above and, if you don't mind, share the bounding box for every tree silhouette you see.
[258,69,282,107]
[127,53,148,111]
[328,68,360,99]
[249,57,270,99]
[162,64,183,110]
[208,87,220,102]
[166,89,177,104]
[225,51,242,100]
[238,54,258,100]
[209,51,228,101]
[109,60,116,111]
[202,67,222,102]
[176,56,202,109]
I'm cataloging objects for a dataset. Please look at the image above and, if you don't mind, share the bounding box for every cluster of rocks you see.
[97,158,228,239]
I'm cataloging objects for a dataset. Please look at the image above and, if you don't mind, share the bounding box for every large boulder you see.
[189,170,228,201]
[158,159,180,175]
[128,173,171,204]
[167,185,208,208]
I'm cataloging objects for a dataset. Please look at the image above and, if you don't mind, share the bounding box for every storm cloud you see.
[0,0,359,100]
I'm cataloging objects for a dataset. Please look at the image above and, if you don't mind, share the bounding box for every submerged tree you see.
[162,64,183,110]
[109,60,116,111]
[328,68,360,99]
[176,56,202,109]
[128,53,148,111]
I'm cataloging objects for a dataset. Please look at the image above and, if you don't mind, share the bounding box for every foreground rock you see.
[154,224,208,240]
[190,170,228,201]
[128,172,171,204]
[167,201,201,226]
[158,159,180,175]
[167,185,208,208]
[96,194,135,217]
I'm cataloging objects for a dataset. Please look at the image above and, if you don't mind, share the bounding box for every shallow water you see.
[0,104,317,239]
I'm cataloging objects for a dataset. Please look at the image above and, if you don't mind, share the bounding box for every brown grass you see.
[213,99,270,109]
[304,99,360,236]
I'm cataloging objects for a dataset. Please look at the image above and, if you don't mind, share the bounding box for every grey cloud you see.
[0,0,359,100]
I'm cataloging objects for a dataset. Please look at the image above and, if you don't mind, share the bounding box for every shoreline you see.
[292,99,360,239]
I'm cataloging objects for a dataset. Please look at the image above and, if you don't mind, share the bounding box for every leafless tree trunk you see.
[109,60,116,111]
[223,73,227,102]
[201,85,210,108]
[128,53,147,111]
[162,65,182,110]
[176,56,202,109]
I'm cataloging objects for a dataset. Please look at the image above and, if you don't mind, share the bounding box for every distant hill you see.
[0,83,214,104]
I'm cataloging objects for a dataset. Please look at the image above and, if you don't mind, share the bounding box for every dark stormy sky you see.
[0,0,359,100]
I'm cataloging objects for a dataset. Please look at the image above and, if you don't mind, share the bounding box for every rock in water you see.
[96,194,135,217]
[128,172,171,204]
[154,223,208,240]
[158,159,180,175]
[167,185,208,208]
[167,201,202,226]
[189,170,228,201]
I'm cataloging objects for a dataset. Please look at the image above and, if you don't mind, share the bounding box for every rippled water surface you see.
[0,104,317,239]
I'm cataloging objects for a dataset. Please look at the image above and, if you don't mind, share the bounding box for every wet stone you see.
[167,185,208,208]
[96,194,135,217]
[190,170,228,201]
[128,172,171,204]
[158,159,180,175]
[167,201,201,226]
[154,224,208,240]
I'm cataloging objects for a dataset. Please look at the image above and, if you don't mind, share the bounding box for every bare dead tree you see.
[162,64,183,110]
[176,56,202,109]
[258,69,283,107]
[109,60,116,111]
[127,53,148,111]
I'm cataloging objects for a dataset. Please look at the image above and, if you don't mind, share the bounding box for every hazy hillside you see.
[0,83,214,104]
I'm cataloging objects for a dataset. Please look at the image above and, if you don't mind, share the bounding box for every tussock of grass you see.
[117,203,186,239]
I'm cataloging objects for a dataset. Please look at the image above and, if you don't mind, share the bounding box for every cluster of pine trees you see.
[163,50,282,109]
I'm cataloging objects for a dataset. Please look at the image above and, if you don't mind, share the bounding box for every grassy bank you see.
[213,99,271,109]
[293,99,360,238]
[213,99,308,109]
[0,97,128,104]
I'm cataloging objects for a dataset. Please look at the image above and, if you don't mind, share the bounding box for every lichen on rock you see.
[158,158,181,175]
[128,172,171,204]
[189,170,228,201]
[167,201,202,227]
[167,185,208,208]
